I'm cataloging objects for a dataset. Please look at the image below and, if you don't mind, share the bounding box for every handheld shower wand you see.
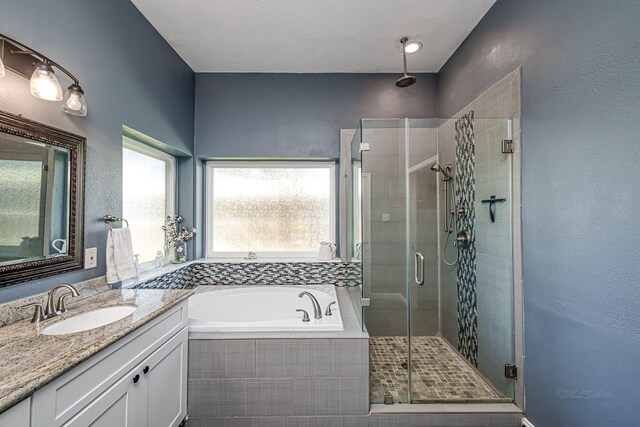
[431,163,458,266]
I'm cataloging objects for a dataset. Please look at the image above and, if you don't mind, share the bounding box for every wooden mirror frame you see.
[0,110,86,287]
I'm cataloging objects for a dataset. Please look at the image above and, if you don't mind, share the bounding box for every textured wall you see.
[439,1,640,425]
[0,0,195,302]
[194,73,438,159]
[192,73,438,260]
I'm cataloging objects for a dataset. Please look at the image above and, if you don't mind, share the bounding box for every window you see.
[122,137,175,266]
[206,161,336,258]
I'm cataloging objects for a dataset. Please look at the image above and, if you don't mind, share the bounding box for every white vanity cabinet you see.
[31,300,188,427]
[0,398,30,427]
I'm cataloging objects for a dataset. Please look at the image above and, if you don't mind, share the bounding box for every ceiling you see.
[130,0,495,73]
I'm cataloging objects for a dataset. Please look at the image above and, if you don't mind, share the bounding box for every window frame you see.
[205,160,336,259]
[122,137,176,269]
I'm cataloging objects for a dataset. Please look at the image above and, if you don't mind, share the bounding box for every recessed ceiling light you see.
[404,41,423,54]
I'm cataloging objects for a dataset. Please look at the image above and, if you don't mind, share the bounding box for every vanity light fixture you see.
[63,83,88,116]
[30,60,63,101]
[0,33,88,116]
[404,40,423,54]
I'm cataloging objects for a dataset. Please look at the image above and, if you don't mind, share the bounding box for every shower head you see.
[430,163,453,181]
[396,75,417,88]
[396,37,416,88]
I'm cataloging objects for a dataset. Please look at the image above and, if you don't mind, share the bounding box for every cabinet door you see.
[0,398,30,427]
[63,369,145,427]
[144,327,188,427]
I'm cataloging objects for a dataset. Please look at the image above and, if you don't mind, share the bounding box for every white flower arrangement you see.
[162,215,196,250]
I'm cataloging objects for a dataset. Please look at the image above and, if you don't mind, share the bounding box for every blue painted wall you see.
[192,73,438,257]
[0,0,195,302]
[194,73,438,159]
[439,1,640,426]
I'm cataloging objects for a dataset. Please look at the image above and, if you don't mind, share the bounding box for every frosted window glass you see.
[211,166,332,253]
[0,160,43,246]
[123,147,168,263]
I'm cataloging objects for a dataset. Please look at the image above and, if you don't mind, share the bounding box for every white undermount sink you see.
[40,305,137,336]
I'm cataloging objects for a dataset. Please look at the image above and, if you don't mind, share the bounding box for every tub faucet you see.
[298,291,322,319]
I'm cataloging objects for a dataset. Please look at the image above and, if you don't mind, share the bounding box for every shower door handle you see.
[414,252,425,286]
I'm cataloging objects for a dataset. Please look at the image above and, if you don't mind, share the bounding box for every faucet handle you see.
[325,301,336,316]
[296,309,310,322]
[20,302,45,323]
[56,292,74,313]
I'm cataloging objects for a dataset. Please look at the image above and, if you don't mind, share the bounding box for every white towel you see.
[106,228,136,284]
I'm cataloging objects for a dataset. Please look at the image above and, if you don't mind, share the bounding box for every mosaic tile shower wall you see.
[455,110,478,367]
[134,262,361,289]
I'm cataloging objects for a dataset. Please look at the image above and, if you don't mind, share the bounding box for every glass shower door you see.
[352,116,516,404]
[354,119,411,404]
[407,117,515,401]
[472,117,515,399]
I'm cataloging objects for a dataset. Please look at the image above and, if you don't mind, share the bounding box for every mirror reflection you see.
[0,133,71,266]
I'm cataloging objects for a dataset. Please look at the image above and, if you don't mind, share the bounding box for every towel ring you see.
[103,215,129,229]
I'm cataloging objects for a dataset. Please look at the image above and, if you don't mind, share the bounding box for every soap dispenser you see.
[154,250,165,270]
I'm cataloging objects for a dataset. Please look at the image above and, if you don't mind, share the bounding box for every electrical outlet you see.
[84,247,97,269]
[382,213,391,222]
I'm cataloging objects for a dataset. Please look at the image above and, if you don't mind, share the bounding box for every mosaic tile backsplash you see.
[133,262,362,290]
[455,110,479,367]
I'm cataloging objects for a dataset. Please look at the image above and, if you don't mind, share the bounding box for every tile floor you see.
[369,336,509,403]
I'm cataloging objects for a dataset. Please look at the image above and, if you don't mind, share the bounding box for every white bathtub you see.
[188,286,344,332]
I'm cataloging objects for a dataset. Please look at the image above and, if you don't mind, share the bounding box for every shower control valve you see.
[454,230,472,249]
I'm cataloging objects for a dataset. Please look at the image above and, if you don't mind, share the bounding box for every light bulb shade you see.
[63,84,87,116]
[404,41,423,54]
[30,62,63,101]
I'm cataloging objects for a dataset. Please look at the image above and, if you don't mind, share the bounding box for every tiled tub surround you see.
[187,285,370,425]
[0,287,193,412]
[133,261,362,289]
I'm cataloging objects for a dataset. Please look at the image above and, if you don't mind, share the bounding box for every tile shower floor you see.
[369,336,507,403]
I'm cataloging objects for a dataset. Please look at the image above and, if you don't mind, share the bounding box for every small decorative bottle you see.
[133,254,140,282]
[154,250,165,270]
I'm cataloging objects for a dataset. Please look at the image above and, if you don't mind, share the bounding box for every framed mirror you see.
[0,110,85,286]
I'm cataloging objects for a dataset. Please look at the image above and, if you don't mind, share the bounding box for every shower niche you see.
[348,116,516,404]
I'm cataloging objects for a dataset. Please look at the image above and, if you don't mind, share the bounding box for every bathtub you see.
[188,286,344,332]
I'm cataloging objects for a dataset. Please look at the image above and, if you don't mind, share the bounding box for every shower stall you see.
[348,115,516,404]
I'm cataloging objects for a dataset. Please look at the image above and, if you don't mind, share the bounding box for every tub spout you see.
[298,291,322,319]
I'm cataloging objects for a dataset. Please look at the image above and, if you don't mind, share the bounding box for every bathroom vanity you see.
[0,289,192,427]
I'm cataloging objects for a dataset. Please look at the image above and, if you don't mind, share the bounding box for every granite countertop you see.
[0,288,193,413]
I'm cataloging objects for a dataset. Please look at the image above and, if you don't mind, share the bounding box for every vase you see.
[171,242,187,264]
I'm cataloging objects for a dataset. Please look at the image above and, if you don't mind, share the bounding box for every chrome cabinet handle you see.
[414,252,425,286]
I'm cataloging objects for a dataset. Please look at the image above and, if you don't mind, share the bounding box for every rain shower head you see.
[396,75,417,88]
[396,37,416,88]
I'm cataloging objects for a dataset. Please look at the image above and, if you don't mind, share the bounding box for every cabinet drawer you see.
[32,300,187,427]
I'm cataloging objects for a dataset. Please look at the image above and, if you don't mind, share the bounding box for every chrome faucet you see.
[21,283,80,323]
[298,291,322,319]
[47,283,80,315]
